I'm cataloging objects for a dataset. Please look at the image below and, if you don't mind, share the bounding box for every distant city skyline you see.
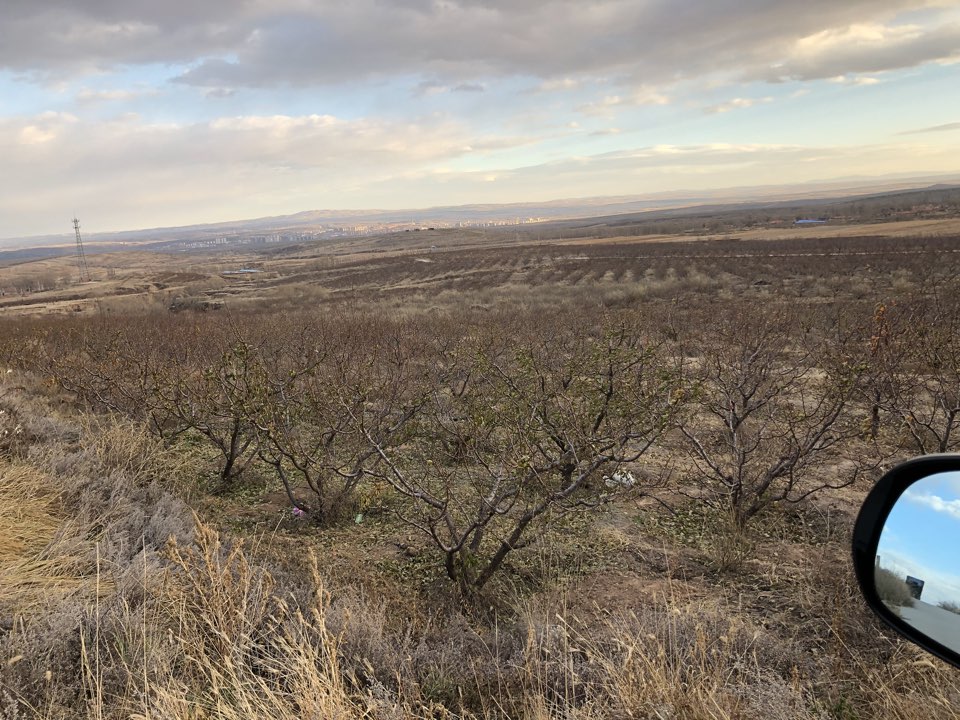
[2,0,959,237]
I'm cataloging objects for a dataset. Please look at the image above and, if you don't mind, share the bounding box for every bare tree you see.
[252,323,427,522]
[678,308,864,528]
[364,320,684,593]
[35,319,182,438]
[849,300,924,450]
[154,339,264,489]
[875,285,960,455]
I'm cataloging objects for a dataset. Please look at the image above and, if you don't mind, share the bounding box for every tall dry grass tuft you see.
[0,374,195,719]
[138,521,391,719]
[513,588,823,720]
[0,464,95,615]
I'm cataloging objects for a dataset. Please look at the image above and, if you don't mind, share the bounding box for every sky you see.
[878,471,960,607]
[2,0,960,238]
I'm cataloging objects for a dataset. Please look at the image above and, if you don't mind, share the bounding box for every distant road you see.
[900,601,960,654]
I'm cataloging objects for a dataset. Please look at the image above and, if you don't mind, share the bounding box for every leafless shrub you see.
[368,317,686,592]
[251,318,429,522]
[938,601,960,615]
[876,567,915,609]
[678,307,868,528]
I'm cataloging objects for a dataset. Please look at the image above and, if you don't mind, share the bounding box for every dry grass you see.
[1,332,960,720]
[3,476,960,719]
[0,464,95,615]
[7,224,960,719]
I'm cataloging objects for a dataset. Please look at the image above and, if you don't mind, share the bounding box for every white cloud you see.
[905,490,960,521]
[537,77,581,92]
[704,96,774,114]
[18,126,57,145]
[0,109,540,235]
[76,87,154,103]
[901,121,960,134]
[2,123,959,237]
[577,88,670,117]
[829,75,882,86]
[14,111,78,145]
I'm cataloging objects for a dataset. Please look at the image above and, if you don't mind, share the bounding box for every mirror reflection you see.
[876,471,960,654]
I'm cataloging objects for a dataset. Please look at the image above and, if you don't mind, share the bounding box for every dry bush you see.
[4,248,960,718]
[155,340,264,489]
[876,567,915,609]
[1,364,959,719]
[939,601,960,615]
[370,316,685,592]
[143,524,390,720]
[251,316,429,522]
[0,413,193,719]
[677,306,870,528]
[0,376,76,460]
[507,592,824,720]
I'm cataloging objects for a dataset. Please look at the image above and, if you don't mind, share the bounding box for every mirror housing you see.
[853,454,960,669]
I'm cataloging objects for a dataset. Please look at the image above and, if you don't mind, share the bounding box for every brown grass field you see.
[2,217,959,318]
[1,217,960,718]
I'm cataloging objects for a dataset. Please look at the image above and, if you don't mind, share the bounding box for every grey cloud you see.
[175,1,941,87]
[2,0,956,87]
[0,0,265,74]
[753,21,960,82]
[205,87,237,99]
[413,80,484,97]
[414,79,447,96]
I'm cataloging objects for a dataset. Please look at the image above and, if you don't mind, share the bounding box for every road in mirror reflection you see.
[876,471,960,655]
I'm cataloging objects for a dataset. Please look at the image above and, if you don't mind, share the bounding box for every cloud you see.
[755,19,960,82]
[704,96,773,114]
[4,1,959,89]
[11,111,78,146]
[0,109,536,235]
[905,490,960,521]
[2,99,960,238]
[0,0,259,76]
[536,77,581,93]
[901,121,960,134]
[205,87,237,99]
[877,547,960,605]
[76,87,153,103]
[414,79,448,97]
[828,74,883,86]
[577,88,669,117]
[414,79,484,96]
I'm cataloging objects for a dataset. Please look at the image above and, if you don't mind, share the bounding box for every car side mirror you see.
[853,455,960,669]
